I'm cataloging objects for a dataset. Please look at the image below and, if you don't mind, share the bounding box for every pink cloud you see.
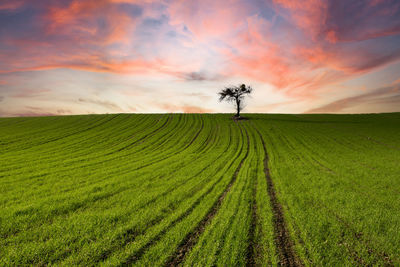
[159,103,213,113]
[0,106,58,117]
[1,0,399,115]
[392,78,400,85]
[218,0,400,99]
[276,0,400,43]
[0,57,172,76]
[273,0,328,40]
[168,0,253,41]
[306,84,400,113]
[219,15,294,89]
[217,15,345,98]
[45,0,138,45]
[11,89,51,98]
[0,0,25,11]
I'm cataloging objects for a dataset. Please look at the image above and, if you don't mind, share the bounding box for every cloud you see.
[0,0,152,76]
[272,0,400,43]
[44,0,141,45]
[256,0,400,96]
[159,103,213,113]
[272,0,328,40]
[0,105,60,117]
[127,105,138,112]
[220,15,296,88]
[0,58,169,76]
[1,0,399,93]
[1,106,77,117]
[175,71,223,82]
[181,105,212,113]
[392,78,400,85]
[56,109,72,114]
[183,92,212,102]
[0,1,25,11]
[0,96,4,102]
[219,14,347,97]
[167,0,253,41]
[253,100,300,113]
[306,84,400,113]
[11,89,51,98]
[294,44,400,76]
[78,98,122,111]
[183,72,208,81]
[10,112,57,117]
[1,0,400,115]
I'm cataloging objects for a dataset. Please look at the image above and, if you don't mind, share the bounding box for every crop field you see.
[0,113,399,266]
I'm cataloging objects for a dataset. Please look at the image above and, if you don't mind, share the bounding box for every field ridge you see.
[165,123,250,266]
[1,113,399,266]
[255,128,303,267]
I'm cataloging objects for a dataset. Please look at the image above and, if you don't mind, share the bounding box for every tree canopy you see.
[219,84,253,118]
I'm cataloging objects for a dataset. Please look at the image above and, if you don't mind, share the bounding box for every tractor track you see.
[266,122,396,265]
[255,128,303,267]
[110,123,243,266]
[165,123,250,267]
[245,124,259,267]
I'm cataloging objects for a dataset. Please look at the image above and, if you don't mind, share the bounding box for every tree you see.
[218,84,253,118]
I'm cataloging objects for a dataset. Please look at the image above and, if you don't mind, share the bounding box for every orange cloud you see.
[159,103,212,113]
[0,58,167,75]
[45,0,138,45]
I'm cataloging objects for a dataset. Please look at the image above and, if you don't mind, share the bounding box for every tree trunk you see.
[235,98,240,117]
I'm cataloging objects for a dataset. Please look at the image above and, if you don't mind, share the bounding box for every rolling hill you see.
[0,113,399,266]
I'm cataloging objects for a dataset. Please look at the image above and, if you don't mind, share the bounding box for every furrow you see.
[114,114,172,153]
[165,122,250,267]
[246,126,259,266]
[255,128,303,267]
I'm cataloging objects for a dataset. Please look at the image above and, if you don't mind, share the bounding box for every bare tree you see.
[218,84,253,118]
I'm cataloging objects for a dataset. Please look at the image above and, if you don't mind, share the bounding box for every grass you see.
[0,113,399,266]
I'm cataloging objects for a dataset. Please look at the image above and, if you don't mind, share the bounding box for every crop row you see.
[1,113,399,265]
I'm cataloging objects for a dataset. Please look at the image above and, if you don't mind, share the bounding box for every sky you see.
[0,0,400,116]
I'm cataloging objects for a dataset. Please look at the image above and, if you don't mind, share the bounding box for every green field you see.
[1,113,399,266]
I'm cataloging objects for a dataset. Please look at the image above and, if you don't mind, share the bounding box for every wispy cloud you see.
[0,0,399,115]
[180,71,222,82]
[0,106,73,117]
[183,92,212,102]
[78,98,123,111]
[0,0,25,11]
[307,84,400,113]
[11,89,51,98]
[158,103,213,113]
